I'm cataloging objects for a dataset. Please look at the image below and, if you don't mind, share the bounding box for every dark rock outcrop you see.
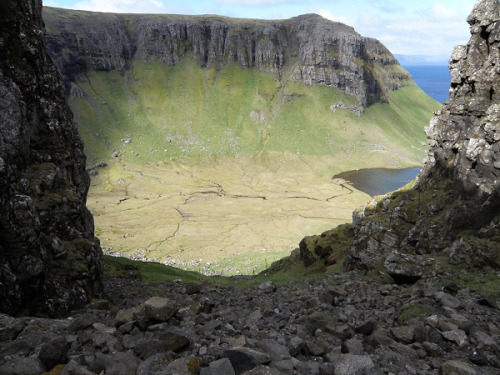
[343,0,500,271]
[42,8,411,111]
[0,0,102,316]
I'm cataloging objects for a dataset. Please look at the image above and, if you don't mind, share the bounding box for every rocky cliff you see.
[341,0,500,273]
[0,0,102,316]
[43,8,411,110]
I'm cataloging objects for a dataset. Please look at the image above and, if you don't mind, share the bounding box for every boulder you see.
[384,252,430,284]
[0,357,46,375]
[201,358,236,375]
[224,347,271,375]
[390,326,415,345]
[162,328,190,353]
[142,297,177,322]
[258,281,277,293]
[441,360,477,375]
[325,353,374,375]
[60,361,98,375]
[256,340,291,361]
[38,337,69,370]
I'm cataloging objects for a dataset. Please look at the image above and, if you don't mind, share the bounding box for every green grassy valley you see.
[74,56,437,166]
[71,55,441,275]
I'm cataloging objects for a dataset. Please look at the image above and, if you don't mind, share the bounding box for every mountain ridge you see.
[43,8,411,111]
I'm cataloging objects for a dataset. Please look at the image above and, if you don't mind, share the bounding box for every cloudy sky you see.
[43,0,477,58]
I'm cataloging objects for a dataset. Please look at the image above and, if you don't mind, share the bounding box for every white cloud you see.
[427,3,460,20]
[317,9,355,27]
[71,0,171,13]
[355,2,473,56]
[215,0,299,4]
[356,9,383,29]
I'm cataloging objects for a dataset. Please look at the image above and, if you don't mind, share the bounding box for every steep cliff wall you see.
[342,0,500,271]
[0,0,102,316]
[43,9,411,110]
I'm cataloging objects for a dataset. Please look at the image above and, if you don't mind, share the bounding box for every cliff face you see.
[343,0,500,272]
[0,0,102,316]
[43,9,411,110]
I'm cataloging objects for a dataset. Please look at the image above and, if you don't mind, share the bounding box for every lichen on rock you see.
[0,0,102,316]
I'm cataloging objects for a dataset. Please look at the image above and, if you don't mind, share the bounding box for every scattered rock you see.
[469,349,489,366]
[67,314,96,331]
[201,358,235,375]
[162,328,191,353]
[390,326,415,345]
[61,360,98,375]
[477,295,499,309]
[305,312,335,335]
[142,297,177,322]
[443,282,460,296]
[435,291,462,309]
[326,353,374,375]
[0,357,46,375]
[38,337,69,370]
[133,339,168,360]
[442,330,468,347]
[441,359,477,375]
[258,281,277,293]
[384,252,428,284]
[354,320,377,336]
[224,347,271,375]
[341,338,364,355]
[256,340,290,361]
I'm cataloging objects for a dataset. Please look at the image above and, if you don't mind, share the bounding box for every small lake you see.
[333,167,421,196]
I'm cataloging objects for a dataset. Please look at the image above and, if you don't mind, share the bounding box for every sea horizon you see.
[402,64,451,104]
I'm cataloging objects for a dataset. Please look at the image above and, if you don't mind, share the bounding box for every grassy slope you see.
[71,55,440,169]
[72,56,440,275]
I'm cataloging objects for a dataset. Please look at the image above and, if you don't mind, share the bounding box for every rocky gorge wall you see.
[0,0,102,316]
[342,0,500,274]
[43,8,411,110]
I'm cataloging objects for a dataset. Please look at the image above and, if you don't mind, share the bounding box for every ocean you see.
[402,65,451,103]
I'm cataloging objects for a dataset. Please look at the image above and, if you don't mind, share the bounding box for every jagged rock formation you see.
[43,8,411,110]
[341,0,500,272]
[0,0,102,316]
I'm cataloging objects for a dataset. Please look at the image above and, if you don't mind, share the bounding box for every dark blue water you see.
[334,167,421,196]
[403,65,451,103]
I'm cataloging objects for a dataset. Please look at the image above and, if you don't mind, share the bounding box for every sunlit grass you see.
[71,55,440,275]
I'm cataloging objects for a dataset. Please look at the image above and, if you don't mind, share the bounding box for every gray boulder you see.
[256,340,291,361]
[325,353,375,375]
[224,347,271,375]
[0,357,46,375]
[142,297,177,322]
[441,360,477,375]
[384,252,430,284]
[201,358,236,375]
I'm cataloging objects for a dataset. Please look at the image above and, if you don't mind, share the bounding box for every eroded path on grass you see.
[88,154,370,275]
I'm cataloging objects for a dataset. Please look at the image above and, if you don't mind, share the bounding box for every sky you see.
[43,0,478,59]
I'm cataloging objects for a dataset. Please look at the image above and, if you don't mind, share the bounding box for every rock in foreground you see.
[1,272,499,375]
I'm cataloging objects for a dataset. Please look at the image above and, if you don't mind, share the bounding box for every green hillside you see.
[72,55,439,168]
[70,55,441,275]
